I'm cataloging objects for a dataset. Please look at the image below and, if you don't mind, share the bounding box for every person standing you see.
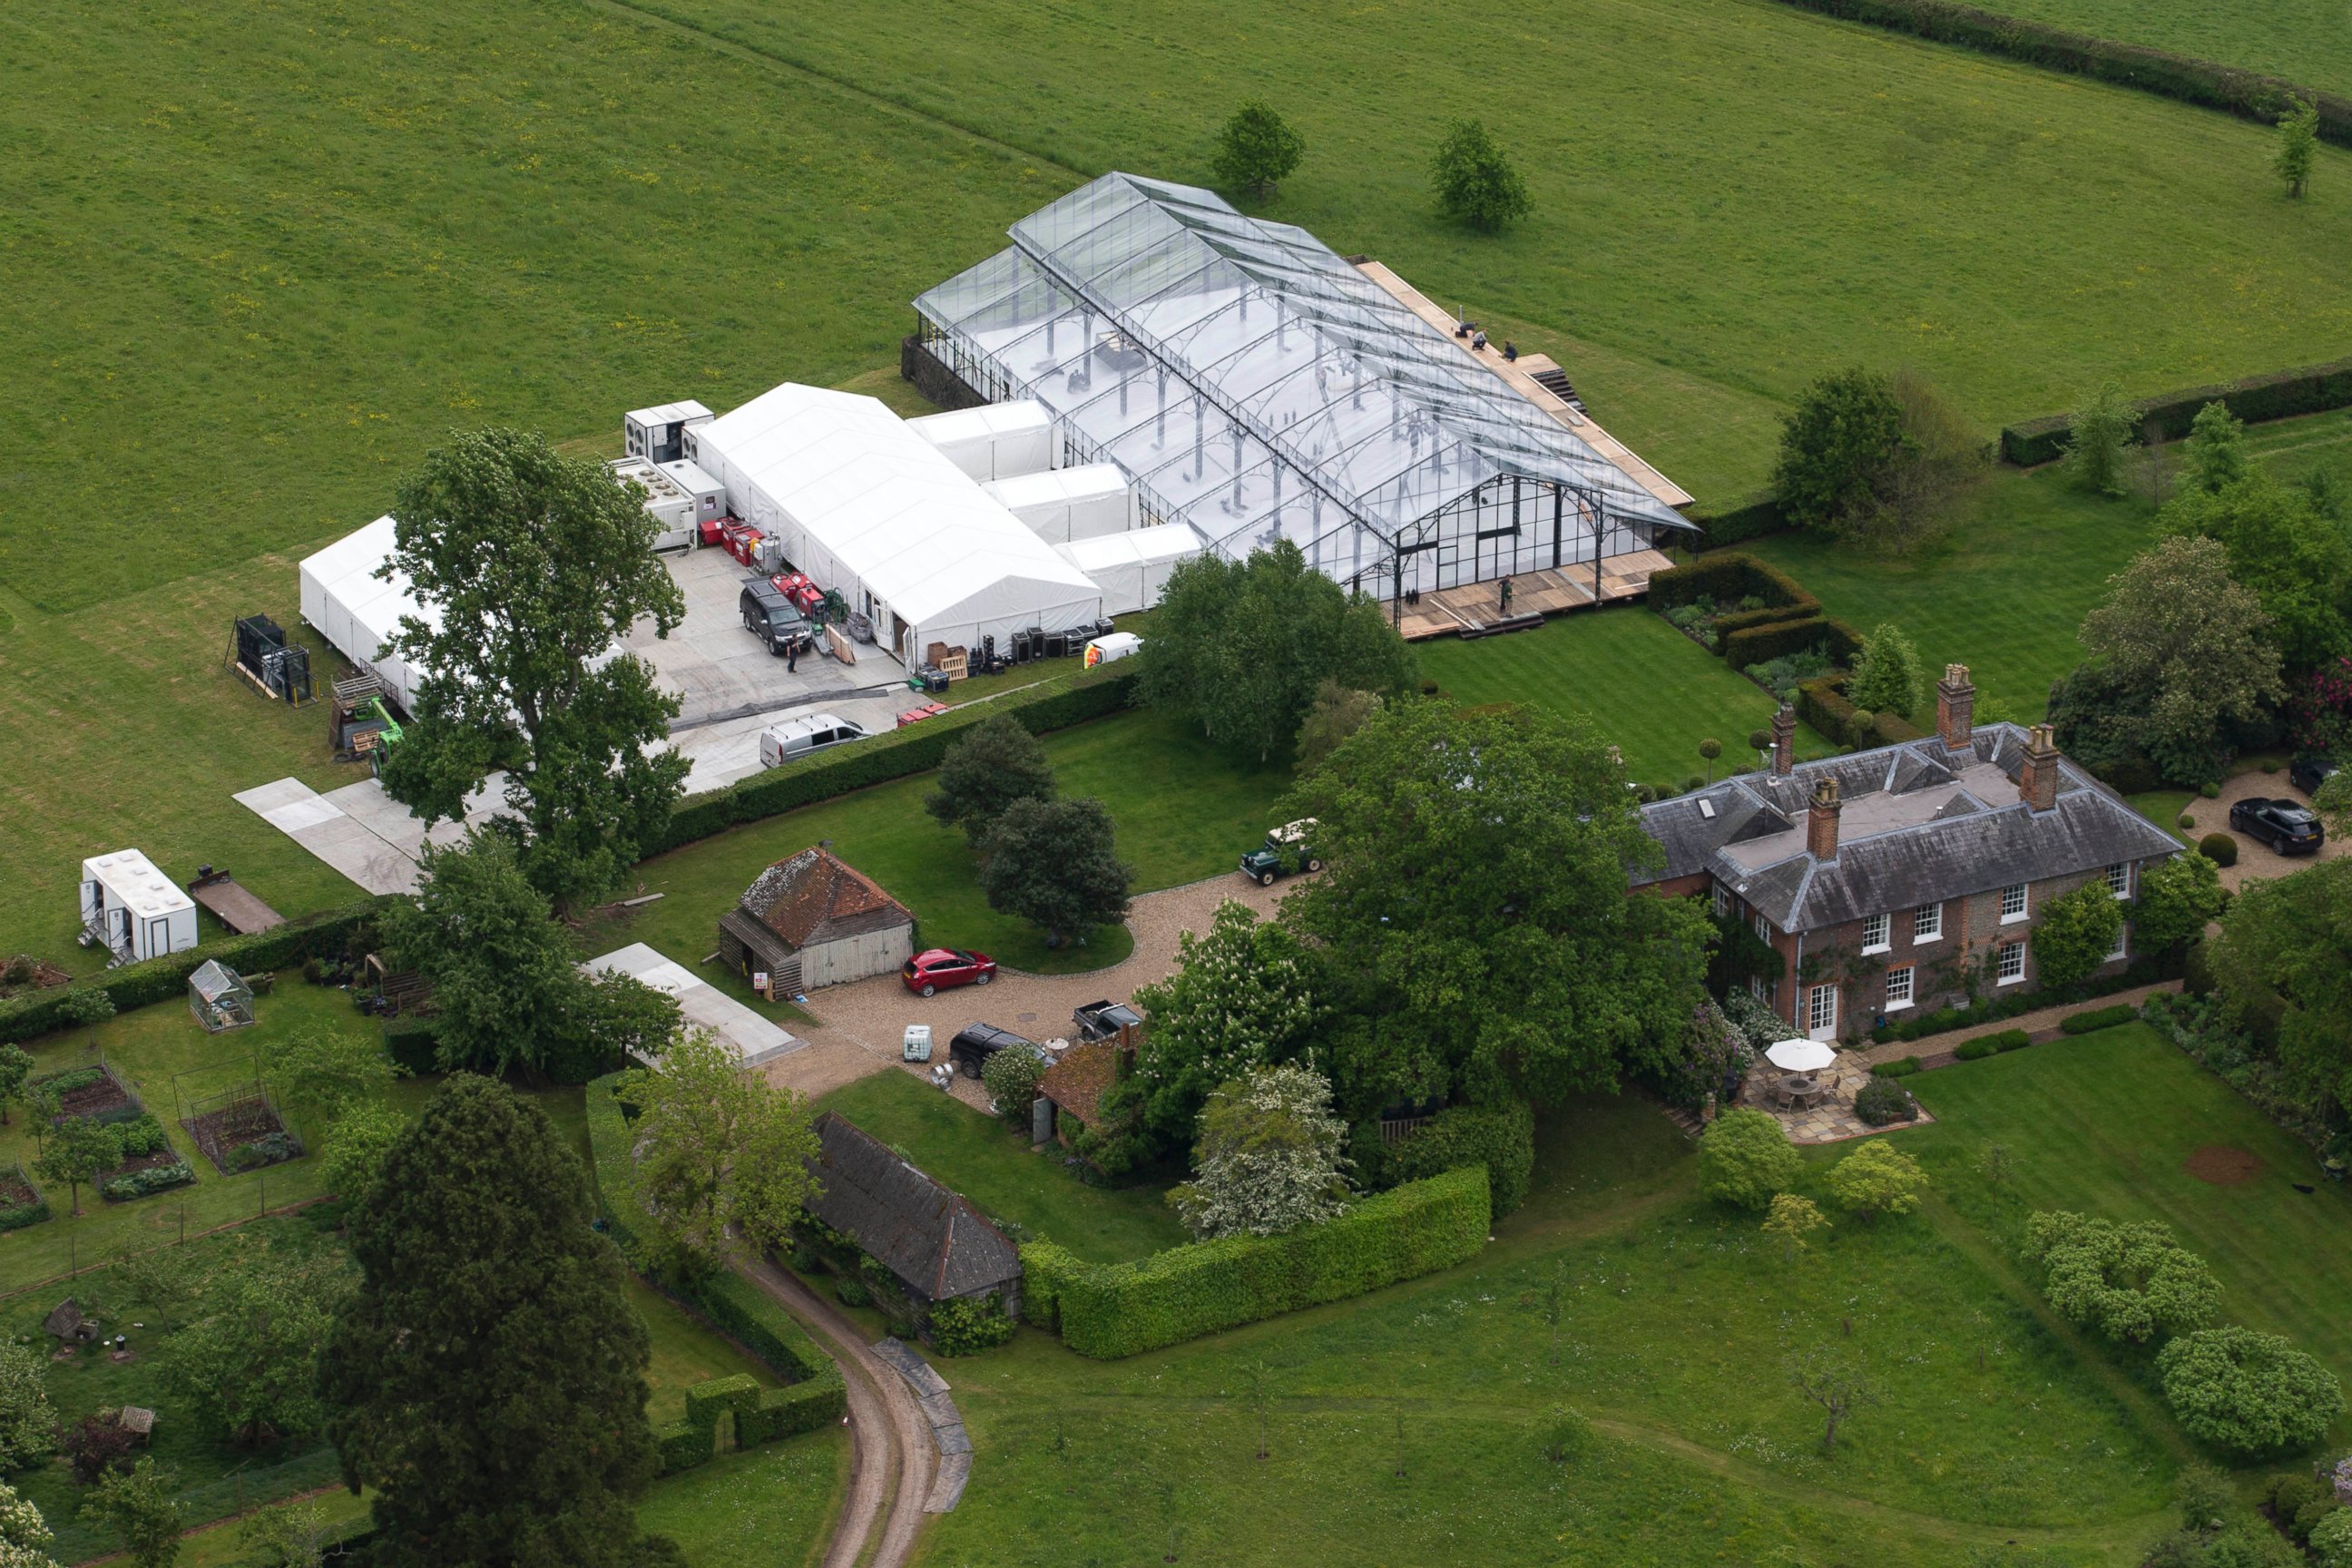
[1499,575,1514,615]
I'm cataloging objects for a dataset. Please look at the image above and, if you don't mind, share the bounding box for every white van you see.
[1083,632,1143,668]
[759,712,869,769]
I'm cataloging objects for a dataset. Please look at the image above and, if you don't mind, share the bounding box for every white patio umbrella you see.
[1765,1038,1837,1073]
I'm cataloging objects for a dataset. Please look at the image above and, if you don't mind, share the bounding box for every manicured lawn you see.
[1904,1023,2352,1417]
[815,1071,1187,1264]
[592,706,1288,989]
[1417,608,1836,788]
[1926,0,2352,99]
[639,1431,849,1568]
[1743,465,2157,721]
[2237,407,2352,490]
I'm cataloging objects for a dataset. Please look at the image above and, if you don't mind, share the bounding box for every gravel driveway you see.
[758,872,1288,1103]
[2190,769,2348,894]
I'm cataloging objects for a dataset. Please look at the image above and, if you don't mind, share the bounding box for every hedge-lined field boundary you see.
[0,898,388,1045]
[583,1072,847,1469]
[651,665,1139,855]
[1021,1167,1489,1358]
[1685,490,1789,551]
[2001,356,2352,466]
[1771,0,2352,149]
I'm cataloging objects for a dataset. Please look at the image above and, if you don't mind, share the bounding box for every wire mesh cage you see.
[177,1073,301,1176]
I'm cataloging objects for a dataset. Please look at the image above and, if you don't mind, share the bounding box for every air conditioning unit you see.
[622,400,714,465]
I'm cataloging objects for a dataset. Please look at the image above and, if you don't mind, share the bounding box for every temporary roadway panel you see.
[583,942,802,1069]
[232,776,502,897]
[187,874,286,934]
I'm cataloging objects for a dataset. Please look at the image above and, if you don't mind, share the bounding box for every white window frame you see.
[1753,913,1771,945]
[1996,941,2027,985]
[1713,884,1731,918]
[2106,924,2129,964]
[1860,913,1891,955]
[2105,863,2132,899]
[1808,983,1839,1040]
[1912,902,1943,943]
[2000,883,2028,925]
[1885,965,1915,1011]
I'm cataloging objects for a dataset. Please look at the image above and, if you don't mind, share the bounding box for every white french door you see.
[1808,985,1839,1042]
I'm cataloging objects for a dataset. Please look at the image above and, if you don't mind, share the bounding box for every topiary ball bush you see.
[1853,1077,1918,1127]
[2200,781,2222,799]
[2261,760,2281,774]
[834,1275,872,1309]
[1696,1107,1801,1210]
[2180,813,2197,830]
[2199,833,2239,867]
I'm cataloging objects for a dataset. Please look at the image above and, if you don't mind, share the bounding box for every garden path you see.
[1849,981,2179,1070]
[755,873,1286,1102]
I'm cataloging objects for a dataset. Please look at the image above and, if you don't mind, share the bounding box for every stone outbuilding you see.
[716,847,914,994]
[804,1112,1023,1323]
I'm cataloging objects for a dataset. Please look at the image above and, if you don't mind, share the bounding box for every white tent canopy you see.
[688,384,1103,663]
[985,464,1136,544]
[1054,524,1205,616]
[906,400,1054,481]
[299,516,440,710]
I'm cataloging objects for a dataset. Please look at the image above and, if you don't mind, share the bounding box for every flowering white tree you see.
[0,1478,59,1568]
[1169,1062,1351,1239]
[1129,900,1324,1150]
[0,1344,51,1473]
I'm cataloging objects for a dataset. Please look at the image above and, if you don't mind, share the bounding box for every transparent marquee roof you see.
[916,173,1691,579]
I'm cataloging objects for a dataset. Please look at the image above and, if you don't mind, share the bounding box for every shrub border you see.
[2001,356,2352,466]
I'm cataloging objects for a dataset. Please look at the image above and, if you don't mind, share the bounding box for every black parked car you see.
[739,577,812,656]
[948,1022,1040,1080]
[2289,755,2340,797]
[2229,797,2327,855]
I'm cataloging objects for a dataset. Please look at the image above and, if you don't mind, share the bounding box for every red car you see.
[901,946,996,997]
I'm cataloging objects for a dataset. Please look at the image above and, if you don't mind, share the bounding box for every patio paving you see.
[1731,1053,1934,1144]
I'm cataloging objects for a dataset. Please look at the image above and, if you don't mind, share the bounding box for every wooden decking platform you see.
[1350,260,1693,509]
[1392,550,1674,642]
[187,873,285,935]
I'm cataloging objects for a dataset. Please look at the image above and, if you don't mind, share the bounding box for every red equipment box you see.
[896,702,948,729]
[721,523,763,567]
[769,571,824,615]
[698,516,730,548]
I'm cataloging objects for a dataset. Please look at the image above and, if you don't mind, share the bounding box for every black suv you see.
[2289,755,2340,797]
[739,577,812,656]
[2229,797,2326,855]
[948,1022,1039,1079]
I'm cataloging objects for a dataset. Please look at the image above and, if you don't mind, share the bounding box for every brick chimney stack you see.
[1936,662,1976,750]
[1771,704,1796,777]
[1807,776,1842,861]
[2019,723,2060,812]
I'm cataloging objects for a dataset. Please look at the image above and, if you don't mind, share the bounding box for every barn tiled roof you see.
[1039,1040,1117,1127]
[805,1112,1022,1302]
[1633,723,2179,933]
[740,848,911,949]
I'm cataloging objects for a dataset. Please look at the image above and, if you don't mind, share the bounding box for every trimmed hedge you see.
[1017,1240,1083,1335]
[652,667,1138,855]
[1795,673,1924,749]
[1388,1101,1535,1220]
[2060,1003,2140,1034]
[582,1073,848,1442]
[1648,554,1816,617]
[1871,1056,1924,1078]
[1771,0,2352,153]
[0,898,387,1046]
[1955,1027,2032,1060]
[654,1418,710,1475]
[1039,1167,1489,1359]
[2001,356,2352,466]
[1723,615,1865,674]
[1688,490,1789,550]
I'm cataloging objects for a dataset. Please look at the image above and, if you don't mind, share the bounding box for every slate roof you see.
[804,1112,1022,1302]
[1633,723,2180,933]
[739,848,912,950]
[1039,1040,1117,1127]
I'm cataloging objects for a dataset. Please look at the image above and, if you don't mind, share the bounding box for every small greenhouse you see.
[188,960,254,1033]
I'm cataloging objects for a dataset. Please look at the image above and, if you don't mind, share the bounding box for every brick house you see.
[1632,665,2180,1042]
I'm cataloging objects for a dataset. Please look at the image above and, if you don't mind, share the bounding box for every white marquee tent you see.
[686,384,1103,663]
[1054,524,1205,617]
[905,400,1054,481]
[984,464,1136,544]
[299,516,438,710]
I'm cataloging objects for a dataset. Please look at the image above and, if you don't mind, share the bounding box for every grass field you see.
[1417,606,1837,786]
[1926,0,2352,100]
[814,1072,1186,1263]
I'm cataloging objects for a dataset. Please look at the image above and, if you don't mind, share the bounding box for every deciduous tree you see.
[2277,96,2319,199]
[2207,858,2352,1128]
[165,1253,349,1447]
[2182,401,2249,496]
[0,1046,30,1128]
[614,1030,819,1276]
[262,1025,396,1132]
[1168,1063,1350,1239]
[1430,118,1532,230]
[1284,701,1710,1114]
[238,1498,330,1568]
[34,1117,117,1217]
[1210,102,1305,201]
[1127,899,1324,1150]
[1294,681,1381,775]
[0,1478,59,1568]
[322,1077,671,1568]
[2158,1326,2344,1455]
[1697,1108,1800,1211]
[925,712,1056,847]
[2024,1210,2221,1343]
[1788,1349,1879,1453]
[2161,473,2352,674]
[78,1459,181,1568]
[1847,623,1926,722]
[2063,380,2141,497]
[1822,1139,1927,1222]
[1774,368,1906,534]
[981,1044,1051,1128]
[2031,880,2126,993]
[378,426,691,910]
[319,1100,407,1204]
[1762,1192,1830,1260]
[979,796,1133,946]
[0,1343,53,1473]
[2132,851,2226,959]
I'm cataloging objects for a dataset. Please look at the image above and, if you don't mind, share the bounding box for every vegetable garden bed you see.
[0,1162,49,1230]
[32,1063,141,1124]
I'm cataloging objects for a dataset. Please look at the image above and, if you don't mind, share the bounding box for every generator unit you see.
[607,456,698,551]
[622,400,714,466]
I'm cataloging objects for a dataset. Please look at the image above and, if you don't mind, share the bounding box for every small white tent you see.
[904,401,1054,481]
[687,385,1103,664]
[1054,524,1206,616]
[985,465,1135,544]
[299,517,439,710]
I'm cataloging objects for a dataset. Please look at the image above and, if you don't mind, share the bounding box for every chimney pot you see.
[2019,722,2060,812]
[1936,662,1976,750]
[1807,776,1842,861]
[1771,704,1796,777]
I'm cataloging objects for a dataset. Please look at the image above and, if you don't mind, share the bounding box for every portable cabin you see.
[188,960,255,1032]
[79,851,198,965]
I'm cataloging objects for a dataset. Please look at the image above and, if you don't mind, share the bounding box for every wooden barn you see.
[716,847,914,995]
[804,1112,1023,1323]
